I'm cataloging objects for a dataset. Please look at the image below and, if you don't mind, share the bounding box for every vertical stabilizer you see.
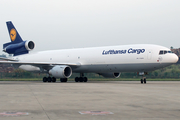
[6,21,23,43]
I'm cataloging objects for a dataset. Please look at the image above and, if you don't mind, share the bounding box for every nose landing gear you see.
[141,77,146,84]
[138,72,147,84]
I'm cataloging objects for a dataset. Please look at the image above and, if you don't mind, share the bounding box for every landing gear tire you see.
[48,77,52,82]
[75,77,79,82]
[83,77,88,82]
[79,77,84,82]
[60,78,67,82]
[144,78,146,84]
[141,78,146,84]
[52,77,56,82]
[43,77,47,82]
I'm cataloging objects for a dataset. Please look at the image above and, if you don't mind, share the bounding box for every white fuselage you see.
[15,44,178,73]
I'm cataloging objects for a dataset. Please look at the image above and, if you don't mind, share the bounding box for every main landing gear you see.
[75,73,88,82]
[75,77,88,82]
[43,77,56,82]
[43,77,67,82]
[60,78,68,82]
[43,77,68,82]
[42,73,88,83]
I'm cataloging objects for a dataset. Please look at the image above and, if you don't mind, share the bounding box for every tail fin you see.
[6,21,23,43]
[3,21,23,49]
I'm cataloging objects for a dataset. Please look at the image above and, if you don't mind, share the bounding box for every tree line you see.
[1,64,180,79]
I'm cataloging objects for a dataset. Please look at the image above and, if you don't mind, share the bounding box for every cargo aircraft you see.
[0,21,178,83]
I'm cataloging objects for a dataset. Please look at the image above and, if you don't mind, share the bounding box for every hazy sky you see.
[0,0,180,55]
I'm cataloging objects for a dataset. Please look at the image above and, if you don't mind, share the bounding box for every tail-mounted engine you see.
[3,41,35,56]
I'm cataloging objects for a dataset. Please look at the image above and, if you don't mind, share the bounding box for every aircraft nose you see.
[172,54,179,63]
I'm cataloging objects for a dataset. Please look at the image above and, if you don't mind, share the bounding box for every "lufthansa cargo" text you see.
[102,48,145,55]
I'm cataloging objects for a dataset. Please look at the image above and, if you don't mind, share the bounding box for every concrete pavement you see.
[0,81,179,120]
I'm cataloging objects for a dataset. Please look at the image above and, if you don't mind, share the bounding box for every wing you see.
[0,60,81,71]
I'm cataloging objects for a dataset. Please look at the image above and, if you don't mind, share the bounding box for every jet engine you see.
[99,72,121,78]
[3,41,35,56]
[49,65,72,78]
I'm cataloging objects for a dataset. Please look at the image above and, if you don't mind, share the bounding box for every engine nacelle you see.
[19,65,40,72]
[3,41,35,56]
[99,73,121,78]
[49,65,72,78]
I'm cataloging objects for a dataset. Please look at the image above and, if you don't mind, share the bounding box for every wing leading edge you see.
[0,60,81,71]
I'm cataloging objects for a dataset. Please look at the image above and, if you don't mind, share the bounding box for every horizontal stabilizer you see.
[0,57,18,61]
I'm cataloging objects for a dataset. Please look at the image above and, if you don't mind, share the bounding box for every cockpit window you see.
[159,51,163,55]
[159,50,172,55]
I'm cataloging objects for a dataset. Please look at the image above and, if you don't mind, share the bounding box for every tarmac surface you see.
[0,81,180,120]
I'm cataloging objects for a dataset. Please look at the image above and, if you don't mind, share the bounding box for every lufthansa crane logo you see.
[10,28,16,41]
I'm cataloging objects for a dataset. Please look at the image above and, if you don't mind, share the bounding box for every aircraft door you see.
[147,50,152,60]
